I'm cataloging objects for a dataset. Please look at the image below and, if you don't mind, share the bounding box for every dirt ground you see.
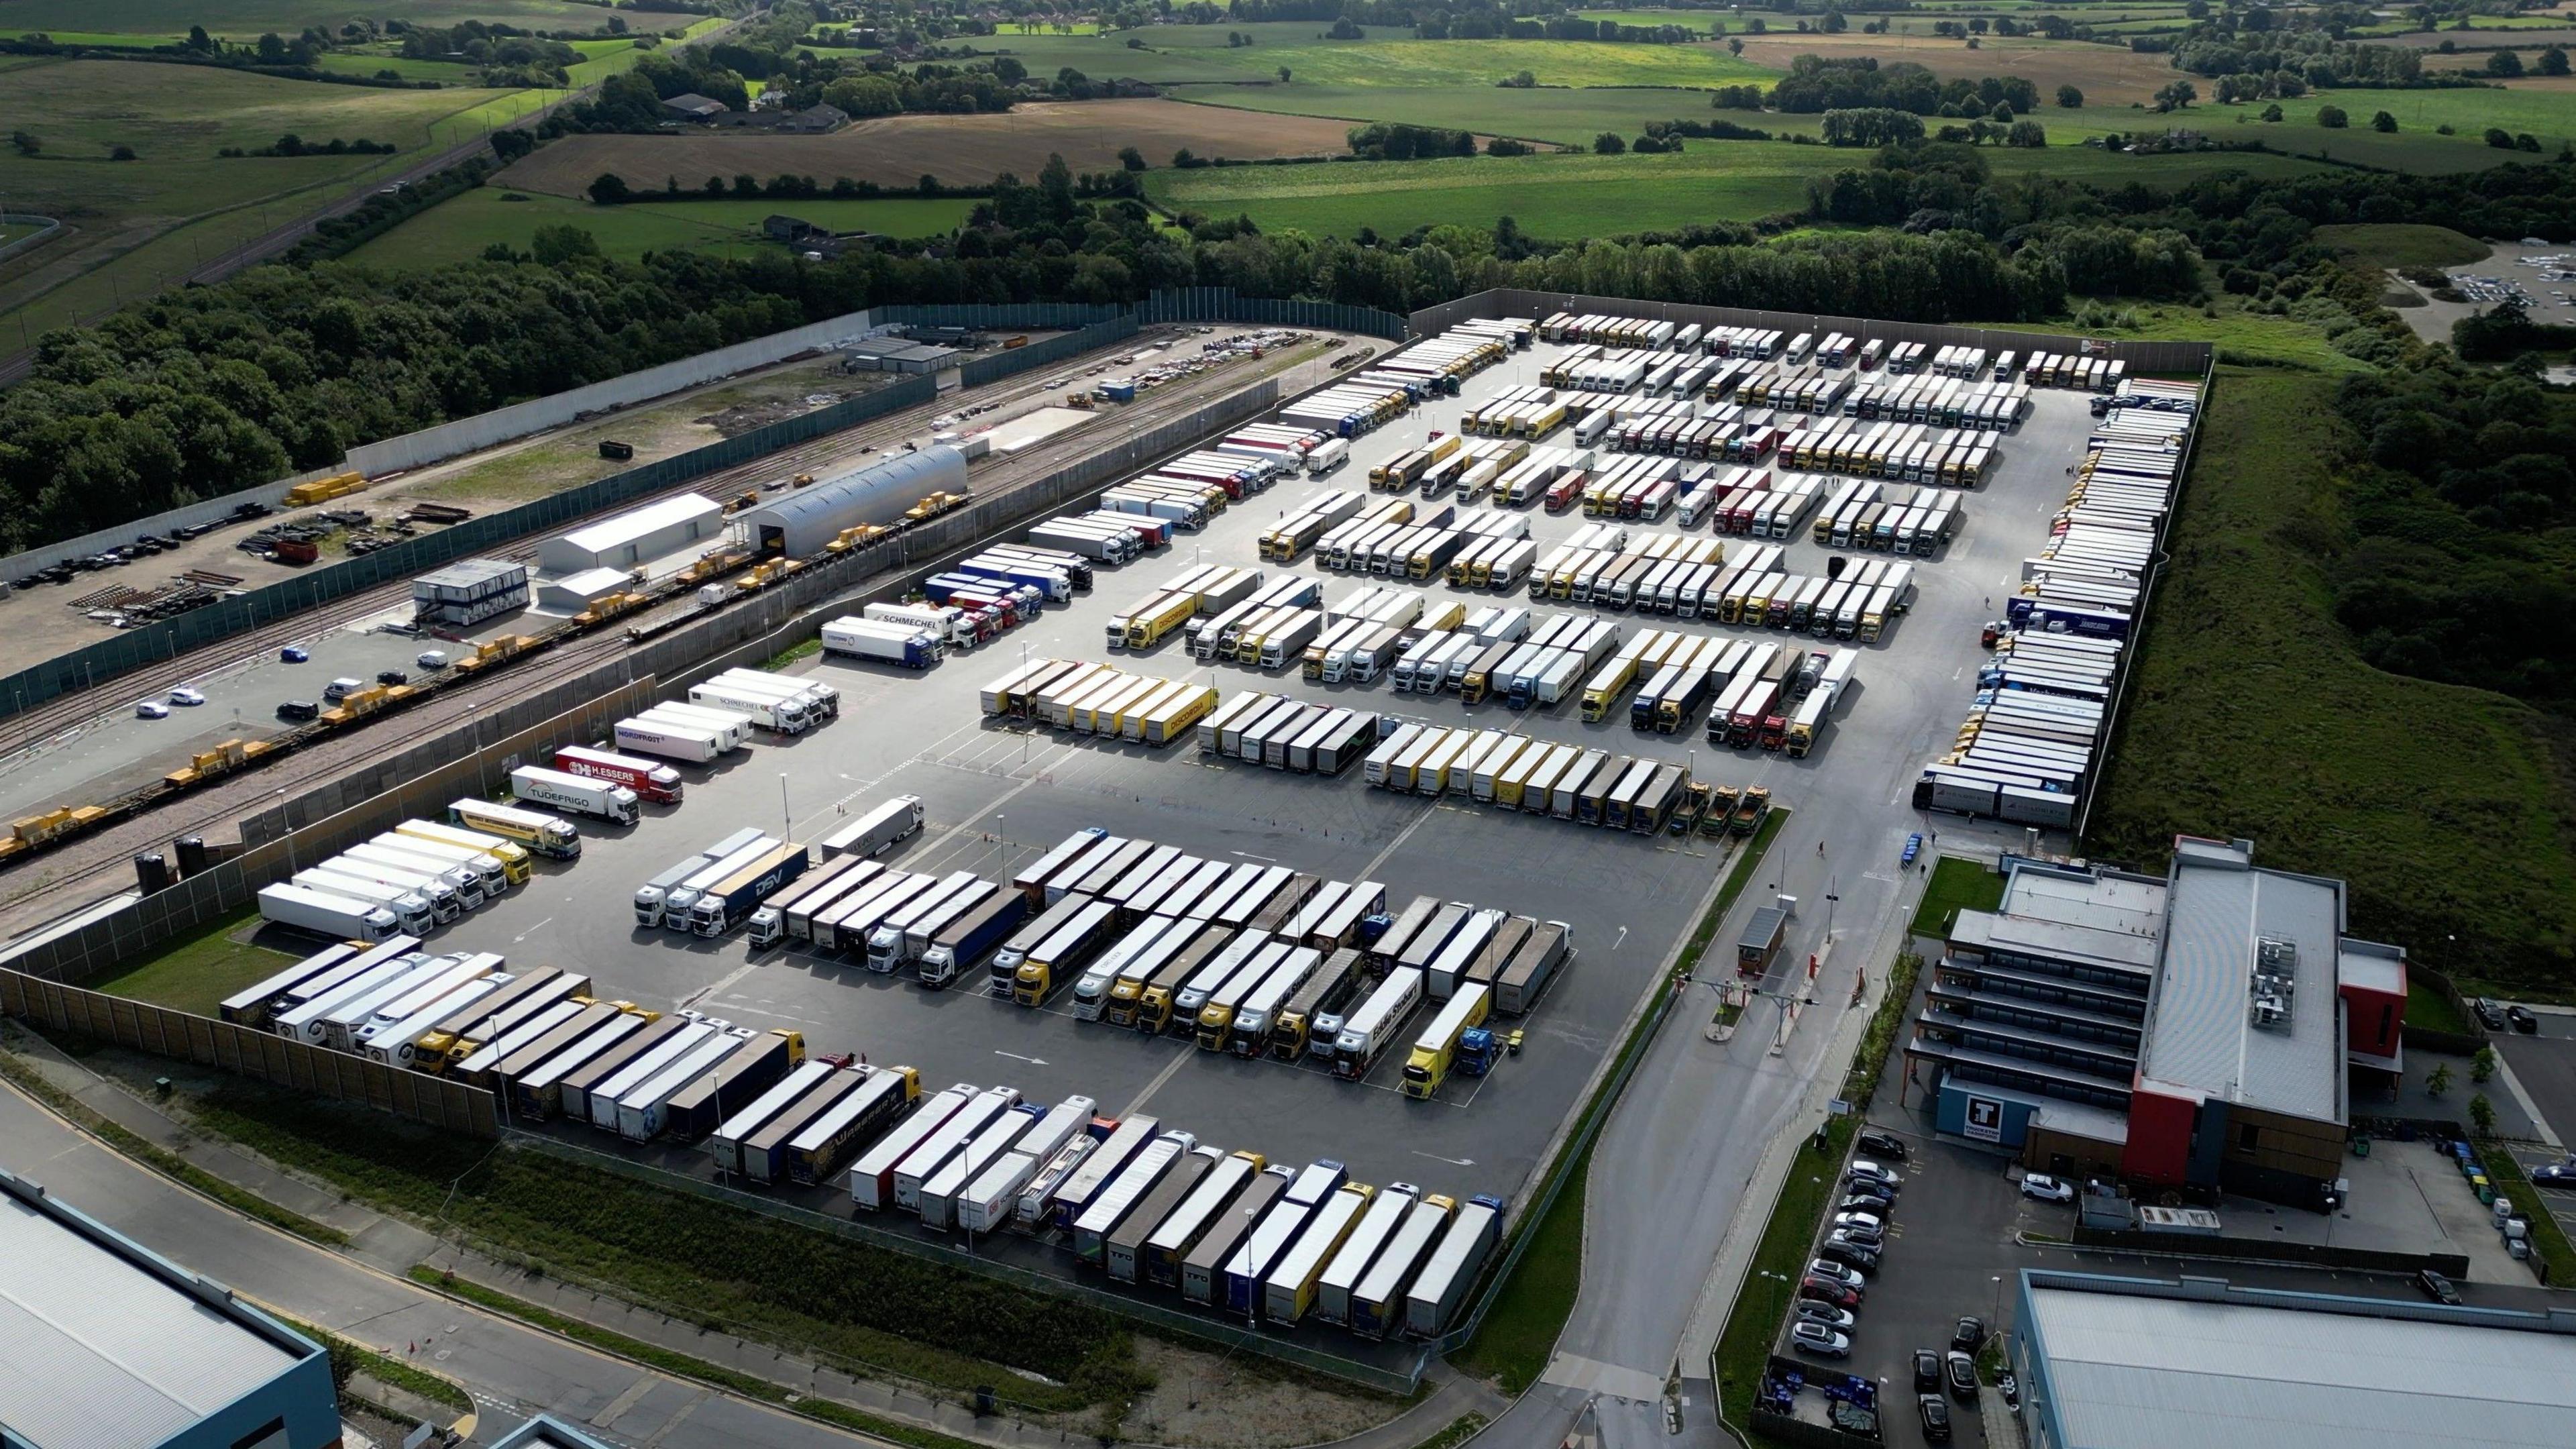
[1727,34,2186,106]
[1116,1337,1413,1449]
[497,99,1364,197]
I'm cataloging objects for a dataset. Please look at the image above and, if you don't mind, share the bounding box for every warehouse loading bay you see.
[407,322,2112,1333]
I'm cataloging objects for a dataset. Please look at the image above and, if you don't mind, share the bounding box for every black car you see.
[1918,1395,1952,1443]
[2509,1005,2540,1034]
[2417,1269,2461,1305]
[376,669,409,686]
[2475,998,2509,1030]
[1913,1349,1942,1395]
[1817,1238,1880,1274]
[276,700,319,722]
[1857,1129,1908,1160]
[1944,1350,1978,1403]
[1951,1316,1985,1352]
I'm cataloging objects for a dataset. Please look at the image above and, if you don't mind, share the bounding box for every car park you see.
[1951,1316,1984,1351]
[134,700,169,720]
[2020,1173,2076,1203]
[1789,1322,1850,1358]
[1799,1276,1861,1310]
[168,686,205,707]
[1918,1395,1952,1443]
[1794,1302,1856,1332]
[2508,1005,2540,1033]
[1833,1210,1886,1235]
[1943,1350,1978,1402]
[1913,1349,1942,1394]
[1838,1191,1892,1214]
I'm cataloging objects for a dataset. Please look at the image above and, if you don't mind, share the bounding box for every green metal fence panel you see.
[1139,287,1410,341]
[875,302,1127,331]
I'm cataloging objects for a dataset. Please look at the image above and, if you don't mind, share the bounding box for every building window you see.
[2237,1123,2260,1152]
[230,1418,288,1449]
[2380,1004,2394,1044]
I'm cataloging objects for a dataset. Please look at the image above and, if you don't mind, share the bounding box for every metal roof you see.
[1948,909,2161,977]
[413,556,525,590]
[2024,1276,2576,1449]
[552,494,720,557]
[2136,838,2344,1124]
[0,1173,311,1449]
[2337,938,2406,997]
[488,1415,619,1449]
[2000,859,2168,938]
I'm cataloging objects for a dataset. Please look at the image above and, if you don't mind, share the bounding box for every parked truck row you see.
[1528,525,1917,645]
[1107,563,1265,651]
[975,658,1220,747]
[1780,418,1999,486]
[258,806,550,941]
[1916,390,2196,830]
[1808,480,1964,556]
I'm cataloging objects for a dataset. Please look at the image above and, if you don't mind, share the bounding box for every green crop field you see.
[2238,87,2576,150]
[345,190,973,268]
[1170,83,1762,145]
[2312,223,2492,269]
[1147,140,2320,239]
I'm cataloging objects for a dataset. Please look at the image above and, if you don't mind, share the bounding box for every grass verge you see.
[277,1312,472,1417]
[764,637,823,669]
[1451,810,1787,1390]
[1712,947,1922,1438]
[174,1079,1143,1413]
[1907,856,2004,941]
[412,1268,992,1449]
[1409,1412,1491,1449]
[87,907,291,1018]
[0,1041,350,1247]
[2473,1143,2576,1287]
[2084,368,2576,996]
[2407,980,2474,1037]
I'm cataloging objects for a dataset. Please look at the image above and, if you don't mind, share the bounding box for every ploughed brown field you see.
[496,98,1364,196]
[1725,34,2189,106]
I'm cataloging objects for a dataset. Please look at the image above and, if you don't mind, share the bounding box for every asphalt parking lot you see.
[396,335,2111,1324]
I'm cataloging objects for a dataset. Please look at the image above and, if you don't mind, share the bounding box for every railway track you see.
[0,334,1197,759]
[0,339,1339,937]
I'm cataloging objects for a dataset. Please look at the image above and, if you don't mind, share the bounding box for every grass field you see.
[346,189,973,268]
[1449,1144,1588,1393]
[87,909,290,1019]
[1907,855,2006,939]
[2085,369,2576,998]
[2312,223,2492,269]
[2407,980,2474,1036]
[1147,142,2328,239]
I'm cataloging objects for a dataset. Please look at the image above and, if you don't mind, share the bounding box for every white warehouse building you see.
[538,494,724,574]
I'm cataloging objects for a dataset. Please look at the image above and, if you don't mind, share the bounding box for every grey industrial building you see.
[1905,837,2407,1209]
[488,1415,618,1449]
[2012,1269,2576,1449]
[0,1168,341,1449]
[839,336,963,373]
[737,445,967,559]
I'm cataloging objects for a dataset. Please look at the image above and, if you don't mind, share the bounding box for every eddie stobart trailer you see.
[1403,1193,1507,1338]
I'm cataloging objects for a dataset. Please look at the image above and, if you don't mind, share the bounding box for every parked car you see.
[1913,1349,1942,1395]
[168,686,205,707]
[376,669,409,687]
[2416,1269,2461,1305]
[1847,1160,1901,1190]
[1789,1323,1850,1359]
[1807,1260,1866,1292]
[1798,1277,1860,1310]
[1951,1316,1984,1351]
[1856,1130,1908,1160]
[2021,1173,2077,1203]
[417,649,449,671]
[2530,1163,2576,1187]
[1943,1351,1978,1402]
[279,645,309,663]
[1918,1395,1952,1444]
[1819,1236,1880,1273]
[1839,1192,1893,1215]
[1833,1210,1886,1234]
[2508,1005,2540,1034]
[276,700,319,722]
[134,700,170,720]
[2475,998,2509,1030]
[1794,1302,1855,1332]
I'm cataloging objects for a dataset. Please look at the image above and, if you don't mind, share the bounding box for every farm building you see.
[661,93,729,121]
